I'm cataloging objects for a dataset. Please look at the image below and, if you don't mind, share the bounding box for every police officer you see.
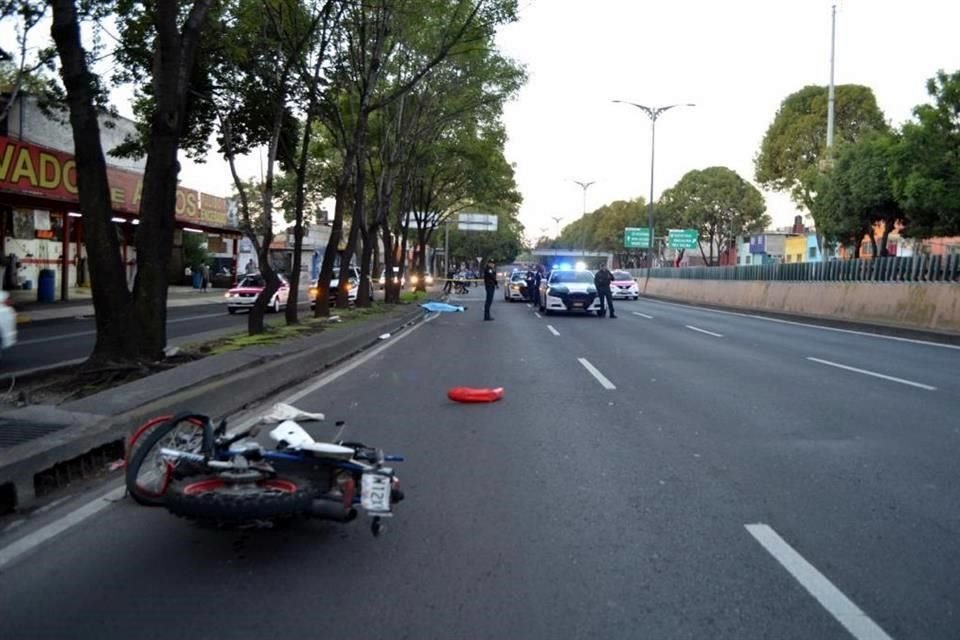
[483,258,498,321]
[594,264,616,318]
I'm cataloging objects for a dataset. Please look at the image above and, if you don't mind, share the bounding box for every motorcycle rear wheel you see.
[164,475,314,523]
[125,414,209,506]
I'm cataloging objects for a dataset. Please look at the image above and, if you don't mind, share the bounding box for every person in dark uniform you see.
[483,258,498,321]
[532,266,543,307]
[594,264,616,318]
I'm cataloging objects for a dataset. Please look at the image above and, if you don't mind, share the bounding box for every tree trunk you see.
[51,0,137,366]
[314,167,350,317]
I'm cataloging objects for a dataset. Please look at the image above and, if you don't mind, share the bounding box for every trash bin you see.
[192,270,202,289]
[37,268,56,302]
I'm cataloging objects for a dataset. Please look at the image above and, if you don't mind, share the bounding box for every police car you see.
[538,268,602,316]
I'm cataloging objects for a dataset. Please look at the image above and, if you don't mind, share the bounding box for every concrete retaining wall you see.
[640,278,960,335]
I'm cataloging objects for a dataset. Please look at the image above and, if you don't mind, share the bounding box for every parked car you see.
[0,290,17,358]
[224,274,289,314]
[610,270,639,300]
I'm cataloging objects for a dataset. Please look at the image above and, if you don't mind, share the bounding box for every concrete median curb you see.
[0,305,426,513]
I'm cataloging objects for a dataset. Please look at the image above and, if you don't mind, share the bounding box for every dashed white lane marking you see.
[0,487,125,570]
[0,313,436,569]
[685,324,724,338]
[577,358,616,390]
[640,297,960,351]
[746,524,893,640]
[807,357,936,391]
[632,312,653,319]
[547,325,560,336]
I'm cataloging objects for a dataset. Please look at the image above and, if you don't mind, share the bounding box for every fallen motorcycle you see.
[124,408,404,536]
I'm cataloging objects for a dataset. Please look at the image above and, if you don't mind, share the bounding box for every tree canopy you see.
[755,84,888,214]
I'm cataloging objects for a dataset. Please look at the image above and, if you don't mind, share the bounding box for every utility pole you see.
[827,3,837,148]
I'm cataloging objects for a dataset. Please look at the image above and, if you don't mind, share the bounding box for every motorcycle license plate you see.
[361,473,392,513]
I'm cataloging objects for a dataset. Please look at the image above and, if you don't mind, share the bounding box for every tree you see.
[50,0,216,366]
[813,133,903,257]
[755,85,888,217]
[659,167,769,266]
[891,69,960,239]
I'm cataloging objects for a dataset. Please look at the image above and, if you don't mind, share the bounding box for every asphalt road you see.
[1,290,959,639]
[2,296,316,376]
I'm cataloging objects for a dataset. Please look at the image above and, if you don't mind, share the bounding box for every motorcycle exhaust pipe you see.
[308,498,357,522]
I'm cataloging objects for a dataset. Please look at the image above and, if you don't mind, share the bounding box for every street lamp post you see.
[573,180,595,257]
[551,215,563,240]
[613,100,694,267]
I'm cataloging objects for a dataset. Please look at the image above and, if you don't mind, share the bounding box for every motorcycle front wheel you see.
[164,475,314,523]
[125,413,210,506]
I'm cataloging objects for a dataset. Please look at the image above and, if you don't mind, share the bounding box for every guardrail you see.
[632,255,960,284]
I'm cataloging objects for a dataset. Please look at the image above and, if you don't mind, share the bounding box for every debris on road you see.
[447,387,504,403]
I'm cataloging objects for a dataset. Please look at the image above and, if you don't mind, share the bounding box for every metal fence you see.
[632,255,960,284]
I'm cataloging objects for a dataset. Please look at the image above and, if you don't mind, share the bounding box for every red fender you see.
[447,387,504,403]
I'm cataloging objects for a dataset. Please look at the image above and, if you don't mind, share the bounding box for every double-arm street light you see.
[572,180,595,256]
[613,100,695,267]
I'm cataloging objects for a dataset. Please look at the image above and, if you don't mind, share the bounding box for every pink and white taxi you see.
[610,270,639,300]
[225,274,290,314]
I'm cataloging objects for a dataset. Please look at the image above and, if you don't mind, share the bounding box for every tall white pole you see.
[826,3,837,148]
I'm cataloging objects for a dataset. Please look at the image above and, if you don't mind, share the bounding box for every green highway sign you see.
[668,228,699,249]
[624,227,650,249]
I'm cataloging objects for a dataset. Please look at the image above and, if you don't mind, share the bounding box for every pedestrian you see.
[594,263,616,318]
[201,263,210,292]
[483,258,498,321]
[444,266,454,294]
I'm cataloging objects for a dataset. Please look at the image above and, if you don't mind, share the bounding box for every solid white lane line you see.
[632,312,653,319]
[746,524,893,640]
[0,313,436,569]
[807,357,936,391]
[577,357,616,390]
[685,325,724,338]
[0,487,125,570]
[546,325,560,336]
[534,312,542,318]
[641,297,960,351]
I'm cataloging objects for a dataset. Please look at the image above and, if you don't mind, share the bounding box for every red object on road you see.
[447,387,504,403]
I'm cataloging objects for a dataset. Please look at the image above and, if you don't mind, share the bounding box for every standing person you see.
[201,263,211,292]
[532,265,543,307]
[594,263,616,318]
[483,258,498,321]
[444,266,454,294]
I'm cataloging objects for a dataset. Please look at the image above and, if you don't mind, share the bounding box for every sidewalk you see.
[0,302,429,513]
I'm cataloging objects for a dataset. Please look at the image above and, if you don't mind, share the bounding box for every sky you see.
[492,0,960,244]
